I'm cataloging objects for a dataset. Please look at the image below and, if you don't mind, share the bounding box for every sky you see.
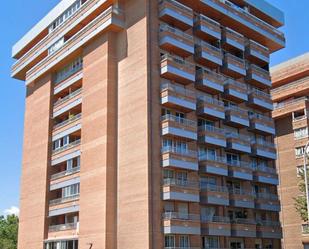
[0,0,309,215]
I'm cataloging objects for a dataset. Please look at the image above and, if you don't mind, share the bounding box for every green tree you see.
[294,169,309,222]
[0,215,18,249]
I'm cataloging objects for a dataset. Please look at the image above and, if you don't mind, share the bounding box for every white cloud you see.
[4,206,20,216]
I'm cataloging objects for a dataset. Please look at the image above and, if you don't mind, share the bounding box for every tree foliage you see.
[294,169,309,222]
[0,215,18,249]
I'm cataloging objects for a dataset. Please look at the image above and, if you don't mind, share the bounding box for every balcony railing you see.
[201,215,230,223]
[54,88,82,107]
[54,57,83,85]
[161,146,197,158]
[200,184,228,193]
[247,39,269,59]
[256,220,281,227]
[162,114,196,128]
[49,193,80,206]
[159,0,192,14]
[161,81,195,98]
[256,192,278,200]
[226,159,252,169]
[197,95,224,107]
[198,154,226,164]
[225,105,248,117]
[163,212,200,221]
[160,23,193,41]
[198,124,225,135]
[273,97,309,110]
[161,53,195,71]
[226,132,251,142]
[52,139,81,155]
[163,178,199,189]
[255,164,277,174]
[49,222,78,232]
[249,113,273,123]
[50,166,81,180]
[229,188,254,196]
[53,113,82,130]
[231,218,256,225]
[253,139,276,149]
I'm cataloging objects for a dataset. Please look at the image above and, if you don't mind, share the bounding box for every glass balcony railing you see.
[50,167,80,180]
[49,194,80,206]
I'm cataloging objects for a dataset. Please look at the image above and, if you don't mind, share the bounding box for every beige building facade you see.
[271,53,309,249]
[12,0,285,248]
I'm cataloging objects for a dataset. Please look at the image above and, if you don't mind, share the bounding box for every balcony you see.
[195,40,223,68]
[227,160,253,180]
[161,54,195,84]
[54,57,83,86]
[246,64,271,89]
[50,167,80,181]
[272,97,309,119]
[160,24,194,57]
[161,82,196,112]
[198,0,285,52]
[226,132,252,154]
[197,95,225,120]
[163,212,201,235]
[49,194,80,207]
[223,79,248,103]
[201,216,231,236]
[249,113,275,135]
[248,89,273,112]
[161,146,198,171]
[161,114,197,141]
[53,113,82,132]
[231,219,257,237]
[54,88,82,108]
[200,184,229,206]
[159,0,194,30]
[251,140,277,160]
[24,6,124,85]
[229,189,255,208]
[222,27,245,52]
[52,139,81,156]
[221,53,246,78]
[245,39,269,65]
[225,105,249,128]
[257,220,282,239]
[196,68,225,94]
[49,222,78,232]
[198,125,226,148]
[163,178,200,202]
[254,165,279,185]
[194,14,221,41]
[255,192,280,212]
[199,154,228,176]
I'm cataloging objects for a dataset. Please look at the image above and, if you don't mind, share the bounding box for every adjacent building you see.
[271,53,309,249]
[12,0,285,248]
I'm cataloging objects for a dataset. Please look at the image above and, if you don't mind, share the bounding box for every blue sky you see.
[0,0,308,215]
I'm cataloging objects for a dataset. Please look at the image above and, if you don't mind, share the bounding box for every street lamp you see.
[303,141,309,223]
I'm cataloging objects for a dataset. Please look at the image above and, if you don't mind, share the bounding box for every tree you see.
[294,169,309,222]
[0,215,18,249]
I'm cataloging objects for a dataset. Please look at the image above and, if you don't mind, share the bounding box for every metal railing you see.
[256,220,281,227]
[48,222,78,232]
[226,132,251,142]
[224,52,245,65]
[199,40,222,54]
[201,215,230,223]
[248,39,269,57]
[197,94,224,106]
[255,165,277,174]
[53,113,82,130]
[54,57,83,85]
[249,88,271,99]
[226,159,252,169]
[256,192,278,200]
[200,184,228,193]
[161,114,196,128]
[160,23,193,40]
[159,0,192,12]
[199,13,220,27]
[231,218,256,225]
[273,97,309,110]
[162,212,200,221]
[52,139,81,154]
[252,139,276,148]
[198,153,226,163]
[250,64,270,76]
[196,67,226,82]
[161,81,195,97]
[54,88,82,107]
[198,124,225,135]
[49,194,80,206]
[161,53,195,70]
[225,105,248,116]
[50,167,80,180]
[161,146,197,158]
[224,78,247,90]
[249,113,273,123]
[163,178,199,188]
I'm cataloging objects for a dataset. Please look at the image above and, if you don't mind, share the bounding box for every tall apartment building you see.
[271,53,309,249]
[12,0,285,248]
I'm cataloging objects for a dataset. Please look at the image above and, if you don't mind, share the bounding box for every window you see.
[294,127,308,139]
[226,153,240,165]
[48,37,65,55]
[203,236,219,249]
[54,57,83,84]
[62,183,80,198]
[179,235,190,248]
[295,146,306,158]
[199,147,216,160]
[201,176,217,189]
[163,169,174,179]
[161,108,171,117]
[176,171,187,182]
[162,139,188,153]
[198,119,214,127]
[49,0,82,33]
[164,235,175,248]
